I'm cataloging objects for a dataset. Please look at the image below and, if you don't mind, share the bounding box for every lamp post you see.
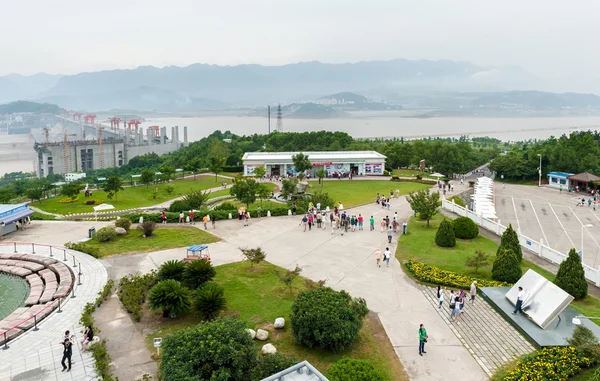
[537,154,542,187]
[581,224,593,260]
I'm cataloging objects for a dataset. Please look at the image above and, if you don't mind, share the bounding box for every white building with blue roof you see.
[547,172,573,189]
[0,204,34,236]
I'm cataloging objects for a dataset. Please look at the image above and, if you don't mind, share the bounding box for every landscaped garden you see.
[115,255,407,381]
[306,180,429,207]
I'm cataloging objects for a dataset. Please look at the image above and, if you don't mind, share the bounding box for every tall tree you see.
[61,182,84,199]
[207,139,229,182]
[103,176,124,202]
[497,224,523,262]
[0,187,16,203]
[252,165,266,179]
[229,176,260,207]
[405,189,440,227]
[316,169,327,185]
[555,248,588,299]
[292,153,312,180]
[140,170,154,188]
[159,165,176,183]
[25,187,44,203]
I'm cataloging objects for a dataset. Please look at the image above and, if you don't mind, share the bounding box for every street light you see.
[581,224,593,259]
[537,154,542,187]
[573,316,600,325]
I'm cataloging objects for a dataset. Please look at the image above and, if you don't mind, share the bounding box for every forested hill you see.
[0,100,61,114]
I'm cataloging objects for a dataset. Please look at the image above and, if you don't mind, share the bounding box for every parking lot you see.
[495,183,600,269]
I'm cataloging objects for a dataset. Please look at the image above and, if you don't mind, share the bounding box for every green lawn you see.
[392,169,438,179]
[85,225,220,257]
[33,177,277,215]
[397,213,600,326]
[143,261,408,380]
[307,180,429,207]
[224,199,284,210]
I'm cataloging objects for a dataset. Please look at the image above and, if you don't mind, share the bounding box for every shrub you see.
[118,271,158,321]
[501,346,592,381]
[96,226,117,242]
[251,354,298,381]
[148,279,191,318]
[183,190,210,209]
[115,217,132,231]
[498,224,523,262]
[138,220,157,237]
[160,318,256,380]
[290,287,368,352]
[465,250,491,273]
[65,241,100,258]
[555,248,588,299]
[194,282,226,321]
[182,259,216,289]
[453,217,478,239]
[449,195,466,208]
[435,219,456,247]
[327,358,385,381]
[90,339,117,381]
[240,247,267,268]
[169,200,191,213]
[214,201,236,211]
[275,264,302,291]
[85,199,97,205]
[405,260,509,288]
[568,325,600,363]
[492,247,522,283]
[158,260,186,282]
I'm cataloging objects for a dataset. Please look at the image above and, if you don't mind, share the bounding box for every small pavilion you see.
[568,172,600,193]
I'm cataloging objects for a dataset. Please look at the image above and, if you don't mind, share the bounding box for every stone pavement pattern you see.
[421,286,534,376]
[0,241,107,381]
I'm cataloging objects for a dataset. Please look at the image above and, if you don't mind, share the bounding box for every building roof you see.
[242,151,386,162]
[548,172,574,179]
[568,172,600,182]
[0,204,27,215]
[261,361,329,381]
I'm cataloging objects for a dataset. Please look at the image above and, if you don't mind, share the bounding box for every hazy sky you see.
[2,0,599,88]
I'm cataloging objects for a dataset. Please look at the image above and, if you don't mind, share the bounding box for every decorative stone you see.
[115,227,127,235]
[139,216,144,224]
[267,210,271,217]
[288,210,292,216]
[256,329,269,341]
[246,328,256,339]
[228,213,232,219]
[261,343,277,355]
[274,318,285,329]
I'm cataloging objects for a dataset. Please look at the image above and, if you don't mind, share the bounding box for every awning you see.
[1,209,34,225]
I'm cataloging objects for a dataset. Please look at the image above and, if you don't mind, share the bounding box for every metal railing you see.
[0,242,81,349]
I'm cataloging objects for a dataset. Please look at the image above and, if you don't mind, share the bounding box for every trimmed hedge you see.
[492,247,522,283]
[405,260,510,288]
[435,219,456,247]
[122,206,305,224]
[169,200,191,213]
[65,241,101,258]
[115,217,132,231]
[555,248,588,299]
[453,217,479,239]
[96,226,117,242]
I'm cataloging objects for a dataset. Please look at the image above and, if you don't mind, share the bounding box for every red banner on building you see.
[311,162,333,166]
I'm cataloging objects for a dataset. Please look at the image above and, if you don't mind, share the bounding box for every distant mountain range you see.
[0,59,544,111]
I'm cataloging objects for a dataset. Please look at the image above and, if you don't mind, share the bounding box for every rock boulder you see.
[261,343,277,355]
[246,328,256,339]
[256,329,269,341]
[115,227,127,235]
[274,318,285,329]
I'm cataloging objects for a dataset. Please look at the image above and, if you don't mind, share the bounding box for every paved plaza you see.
[496,183,600,268]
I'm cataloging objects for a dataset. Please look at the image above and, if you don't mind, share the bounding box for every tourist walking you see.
[308,215,313,231]
[300,215,308,232]
[161,211,167,224]
[438,287,444,308]
[370,215,375,231]
[449,290,456,315]
[211,215,216,229]
[59,338,73,372]
[385,215,390,228]
[470,281,477,303]
[358,214,364,230]
[387,226,393,243]
[350,215,356,232]
[380,219,386,232]
[384,247,391,267]
[452,296,463,321]
[292,203,297,216]
[375,249,382,267]
[203,215,208,230]
[81,326,94,349]
[244,212,250,226]
[189,210,195,225]
[512,286,525,315]
[418,324,428,356]
[179,211,185,224]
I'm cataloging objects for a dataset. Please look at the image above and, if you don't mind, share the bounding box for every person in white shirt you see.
[383,248,392,267]
[512,286,525,315]
[438,288,444,308]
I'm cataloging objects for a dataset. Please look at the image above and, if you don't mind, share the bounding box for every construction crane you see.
[84,114,97,124]
[147,125,160,137]
[63,129,77,174]
[110,117,121,130]
[127,119,141,131]
[72,112,81,122]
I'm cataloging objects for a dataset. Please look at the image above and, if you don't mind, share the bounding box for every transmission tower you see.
[276,104,283,132]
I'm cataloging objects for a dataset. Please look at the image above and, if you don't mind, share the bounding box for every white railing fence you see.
[442,199,600,286]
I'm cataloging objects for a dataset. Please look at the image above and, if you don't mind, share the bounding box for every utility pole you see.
[537,154,542,187]
[267,105,271,134]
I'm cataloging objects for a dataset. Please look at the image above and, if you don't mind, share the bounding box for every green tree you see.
[148,279,191,318]
[316,169,327,186]
[207,139,229,182]
[61,182,84,199]
[290,287,368,352]
[453,217,479,239]
[327,358,385,381]
[183,158,202,181]
[568,325,600,362]
[140,170,154,188]
[194,282,226,321]
[281,178,298,199]
[498,224,523,262]
[25,187,44,203]
[465,250,491,273]
[257,183,271,208]
[160,318,256,380]
[182,190,210,210]
[0,187,16,203]
[435,219,456,247]
[240,247,267,268]
[275,265,302,292]
[230,176,260,207]
[491,247,522,283]
[159,165,176,182]
[252,165,266,179]
[405,189,440,227]
[292,152,311,180]
[103,176,124,202]
[555,248,588,299]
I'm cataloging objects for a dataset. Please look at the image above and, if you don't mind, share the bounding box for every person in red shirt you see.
[357,214,364,230]
[189,210,195,225]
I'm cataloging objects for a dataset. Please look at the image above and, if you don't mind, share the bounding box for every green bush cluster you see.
[65,241,100,258]
[453,216,478,239]
[148,279,192,318]
[158,260,186,282]
[169,200,191,213]
[90,339,117,381]
[250,353,298,380]
[492,247,522,283]
[214,201,237,211]
[122,206,306,224]
[118,271,159,322]
[449,195,467,207]
[498,224,522,262]
[96,226,117,242]
[290,287,368,352]
[115,217,132,231]
[555,248,588,299]
[435,219,456,247]
[194,282,226,321]
[327,358,385,381]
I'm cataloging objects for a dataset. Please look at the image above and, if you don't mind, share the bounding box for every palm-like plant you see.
[194,282,226,321]
[183,259,216,289]
[148,279,191,318]
[158,260,186,282]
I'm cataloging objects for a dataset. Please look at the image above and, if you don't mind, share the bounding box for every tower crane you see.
[84,114,97,124]
[127,119,141,131]
[110,117,121,130]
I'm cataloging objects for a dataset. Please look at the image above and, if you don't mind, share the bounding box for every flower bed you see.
[60,197,79,203]
[502,347,592,381]
[405,260,510,288]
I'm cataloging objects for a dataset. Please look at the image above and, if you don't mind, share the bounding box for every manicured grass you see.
[85,226,220,257]
[224,199,285,210]
[143,261,408,380]
[308,180,429,207]
[392,169,438,179]
[397,213,600,326]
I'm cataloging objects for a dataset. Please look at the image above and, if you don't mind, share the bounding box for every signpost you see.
[154,337,162,356]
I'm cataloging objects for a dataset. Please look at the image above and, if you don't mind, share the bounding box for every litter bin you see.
[88,227,96,238]
[402,223,408,235]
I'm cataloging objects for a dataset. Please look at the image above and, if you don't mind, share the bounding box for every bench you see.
[39,282,57,303]
[49,263,74,298]
[4,266,33,277]
[15,261,45,272]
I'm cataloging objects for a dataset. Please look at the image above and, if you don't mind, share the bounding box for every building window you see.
[118,159,123,166]
[81,149,94,171]
[560,179,566,185]
[551,177,557,183]
[118,151,123,159]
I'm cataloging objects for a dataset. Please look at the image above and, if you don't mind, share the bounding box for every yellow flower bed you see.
[503,346,592,381]
[59,197,79,203]
[405,260,509,288]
